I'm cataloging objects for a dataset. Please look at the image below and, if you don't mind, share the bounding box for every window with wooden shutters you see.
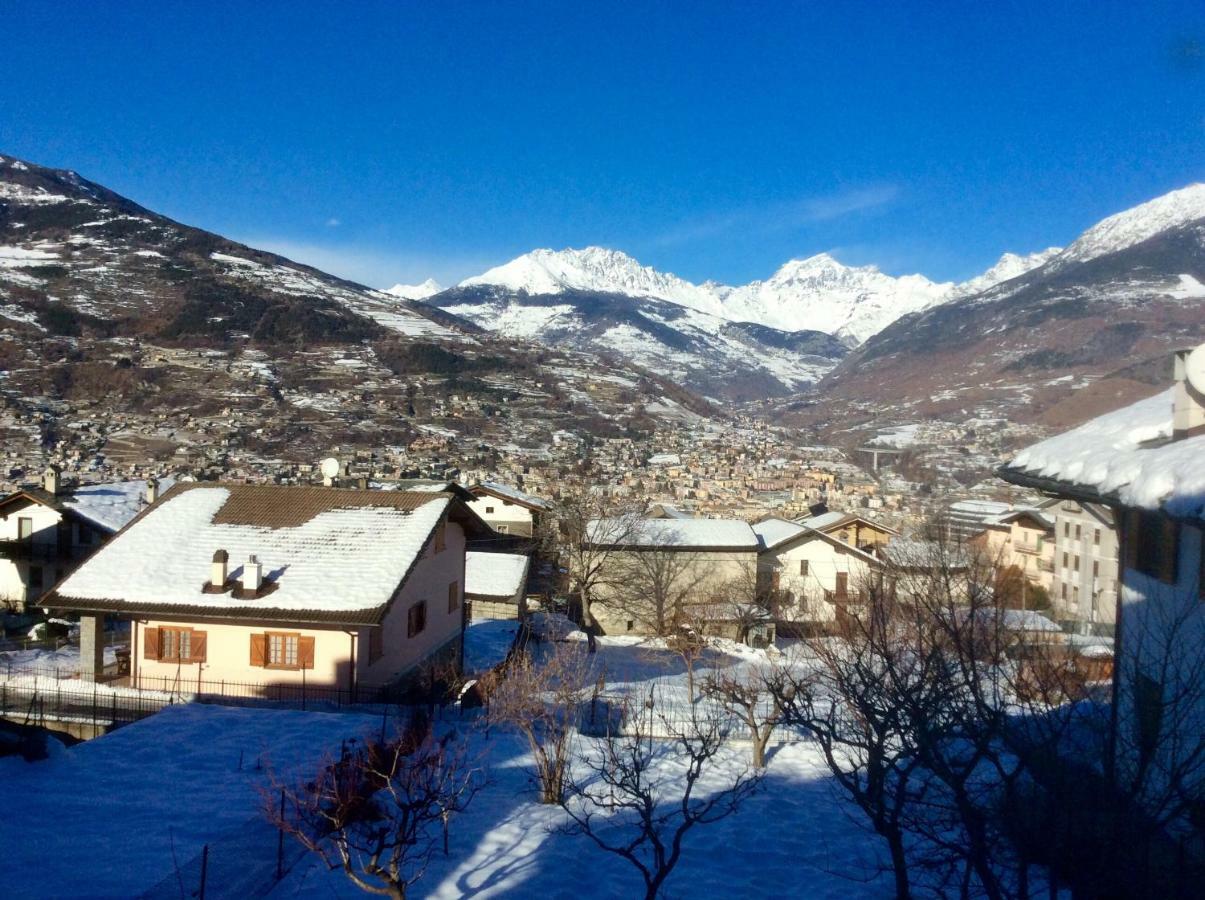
[799,560,809,577]
[408,601,427,638]
[147,626,206,662]
[448,580,460,614]
[258,631,315,670]
[433,521,447,554]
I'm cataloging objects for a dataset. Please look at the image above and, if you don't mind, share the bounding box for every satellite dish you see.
[1186,344,1205,395]
[320,457,340,480]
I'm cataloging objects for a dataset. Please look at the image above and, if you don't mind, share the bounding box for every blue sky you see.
[2,1,1203,288]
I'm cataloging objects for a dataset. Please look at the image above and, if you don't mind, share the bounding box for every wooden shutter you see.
[250,632,267,666]
[298,636,315,670]
[190,630,207,663]
[144,626,160,660]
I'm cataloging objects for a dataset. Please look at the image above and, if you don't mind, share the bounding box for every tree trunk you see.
[885,827,911,900]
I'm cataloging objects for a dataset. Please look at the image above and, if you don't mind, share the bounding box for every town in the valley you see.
[3,5,1205,899]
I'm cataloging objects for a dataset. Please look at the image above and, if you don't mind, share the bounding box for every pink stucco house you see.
[47,483,488,697]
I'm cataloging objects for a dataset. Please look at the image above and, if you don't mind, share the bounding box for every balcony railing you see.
[0,538,78,561]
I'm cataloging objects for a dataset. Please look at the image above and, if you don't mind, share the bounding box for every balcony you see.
[0,538,77,561]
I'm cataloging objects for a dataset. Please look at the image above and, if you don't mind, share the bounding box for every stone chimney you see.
[211,549,229,588]
[1172,344,1205,440]
[43,465,61,496]
[242,554,263,596]
[146,477,159,505]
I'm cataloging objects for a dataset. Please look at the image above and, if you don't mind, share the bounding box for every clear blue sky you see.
[2,1,1203,288]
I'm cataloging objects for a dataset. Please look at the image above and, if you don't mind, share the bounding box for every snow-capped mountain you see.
[460,247,726,311]
[717,254,952,344]
[950,248,1062,298]
[385,278,443,300]
[457,247,962,344]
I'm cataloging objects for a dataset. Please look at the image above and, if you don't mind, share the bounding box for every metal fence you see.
[0,678,179,732]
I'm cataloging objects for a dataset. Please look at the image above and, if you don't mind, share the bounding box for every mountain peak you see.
[385,278,443,300]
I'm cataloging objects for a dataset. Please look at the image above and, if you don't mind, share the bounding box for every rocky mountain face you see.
[0,154,728,476]
[427,284,848,402]
[814,184,1205,432]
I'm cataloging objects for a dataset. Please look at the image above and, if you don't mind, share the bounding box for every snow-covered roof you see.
[986,507,1054,530]
[472,481,550,510]
[798,510,849,531]
[880,539,971,569]
[464,551,530,600]
[53,485,454,623]
[1002,388,1205,522]
[948,499,1013,517]
[751,517,807,550]
[587,517,758,550]
[62,477,177,532]
[958,607,1062,633]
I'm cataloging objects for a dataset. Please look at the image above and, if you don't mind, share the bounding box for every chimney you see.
[211,549,229,588]
[43,465,61,496]
[146,477,159,505]
[1172,344,1205,440]
[242,554,263,596]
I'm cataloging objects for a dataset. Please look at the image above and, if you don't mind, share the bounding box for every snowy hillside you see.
[1052,182,1205,269]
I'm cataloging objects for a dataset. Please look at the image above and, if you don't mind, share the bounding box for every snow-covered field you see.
[1,635,897,899]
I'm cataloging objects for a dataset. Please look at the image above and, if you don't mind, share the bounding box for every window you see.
[1061,583,1068,600]
[1073,555,1080,571]
[485,506,495,514]
[28,565,43,590]
[448,580,460,614]
[407,601,427,638]
[433,521,447,554]
[799,560,809,577]
[269,633,299,668]
[1072,586,1079,605]
[368,627,383,664]
[1063,522,1070,538]
[1124,509,1180,584]
[1093,560,1100,578]
[146,626,206,663]
[17,517,32,541]
[1094,528,1101,546]
[1075,524,1082,540]
[1062,552,1069,569]
[250,632,313,669]
[496,524,509,534]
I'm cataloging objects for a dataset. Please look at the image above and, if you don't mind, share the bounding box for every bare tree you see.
[609,538,709,638]
[488,641,593,804]
[559,696,761,900]
[556,488,641,651]
[701,663,788,768]
[699,559,773,645]
[269,718,484,900]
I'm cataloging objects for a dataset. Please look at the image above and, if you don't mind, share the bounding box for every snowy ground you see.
[0,641,118,676]
[2,635,898,899]
[463,618,521,674]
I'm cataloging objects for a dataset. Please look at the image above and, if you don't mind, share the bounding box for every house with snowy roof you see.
[0,467,172,613]
[753,517,881,629]
[999,345,1205,795]
[467,481,550,537]
[582,516,766,640]
[968,505,1056,598]
[46,483,489,696]
[464,550,531,621]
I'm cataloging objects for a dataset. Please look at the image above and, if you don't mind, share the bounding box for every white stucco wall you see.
[467,495,534,537]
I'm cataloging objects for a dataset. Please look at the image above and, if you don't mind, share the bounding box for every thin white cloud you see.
[325,217,341,228]
[236,236,488,290]
[650,184,900,248]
